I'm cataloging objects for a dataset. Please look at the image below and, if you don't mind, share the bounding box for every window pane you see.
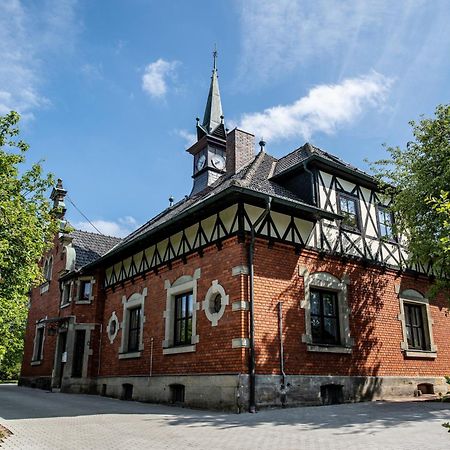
[324,318,339,344]
[310,291,320,315]
[323,293,336,317]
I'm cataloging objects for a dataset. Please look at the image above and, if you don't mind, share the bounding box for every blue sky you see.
[2,0,450,237]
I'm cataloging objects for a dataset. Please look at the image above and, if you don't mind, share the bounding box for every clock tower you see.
[187,50,227,196]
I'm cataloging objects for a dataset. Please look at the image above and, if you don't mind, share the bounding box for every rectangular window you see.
[61,283,70,305]
[378,206,394,239]
[338,193,360,230]
[310,289,340,345]
[79,280,92,301]
[174,292,193,346]
[34,327,45,361]
[127,307,141,352]
[404,303,428,350]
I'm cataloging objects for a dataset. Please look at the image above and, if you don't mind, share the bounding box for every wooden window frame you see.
[173,292,193,347]
[377,204,396,241]
[127,306,141,353]
[337,191,361,232]
[310,289,341,346]
[404,303,428,351]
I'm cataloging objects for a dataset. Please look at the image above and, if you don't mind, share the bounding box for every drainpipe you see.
[302,161,317,206]
[278,301,287,408]
[248,196,272,413]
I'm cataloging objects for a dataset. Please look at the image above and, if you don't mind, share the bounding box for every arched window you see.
[300,269,353,353]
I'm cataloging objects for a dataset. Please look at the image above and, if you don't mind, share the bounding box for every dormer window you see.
[337,192,360,230]
[377,205,395,239]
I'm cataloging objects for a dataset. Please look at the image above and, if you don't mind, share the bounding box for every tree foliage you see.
[371,104,450,292]
[0,111,58,379]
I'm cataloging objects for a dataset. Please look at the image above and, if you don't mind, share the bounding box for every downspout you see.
[278,301,287,407]
[248,196,272,413]
[302,161,317,206]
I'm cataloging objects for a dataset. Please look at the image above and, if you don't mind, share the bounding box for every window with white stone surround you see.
[163,269,200,355]
[300,268,353,353]
[119,288,147,359]
[202,280,229,326]
[31,321,46,364]
[397,288,436,358]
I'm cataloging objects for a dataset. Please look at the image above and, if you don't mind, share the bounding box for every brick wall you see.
[251,239,450,377]
[99,237,248,377]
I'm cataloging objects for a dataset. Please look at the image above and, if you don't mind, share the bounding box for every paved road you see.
[0,384,449,449]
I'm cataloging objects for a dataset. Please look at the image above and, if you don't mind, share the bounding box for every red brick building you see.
[20,57,450,412]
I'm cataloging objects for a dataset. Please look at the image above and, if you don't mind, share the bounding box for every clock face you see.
[211,154,226,171]
[196,154,206,171]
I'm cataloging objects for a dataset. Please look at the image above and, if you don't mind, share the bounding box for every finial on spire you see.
[259,138,266,152]
[213,44,218,71]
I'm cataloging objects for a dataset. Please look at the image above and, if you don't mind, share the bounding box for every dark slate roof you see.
[71,230,122,269]
[110,150,320,255]
[274,142,373,179]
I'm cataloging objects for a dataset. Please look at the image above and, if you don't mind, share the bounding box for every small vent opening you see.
[320,384,344,405]
[122,383,133,401]
[417,383,434,395]
[170,384,185,404]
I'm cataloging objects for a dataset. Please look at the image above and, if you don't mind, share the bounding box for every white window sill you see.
[118,351,141,359]
[31,360,42,366]
[40,282,50,294]
[163,345,196,355]
[307,344,352,354]
[75,300,92,305]
[60,302,71,309]
[404,350,437,359]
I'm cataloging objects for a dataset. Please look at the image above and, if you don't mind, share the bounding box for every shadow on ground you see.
[1,385,450,436]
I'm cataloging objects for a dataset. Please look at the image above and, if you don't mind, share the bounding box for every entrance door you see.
[72,330,86,378]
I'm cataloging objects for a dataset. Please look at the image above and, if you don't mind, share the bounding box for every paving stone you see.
[0,384,449,450]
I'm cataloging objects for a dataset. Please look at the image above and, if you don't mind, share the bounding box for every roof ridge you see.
[72,229,122,240]
[236,150,266,188]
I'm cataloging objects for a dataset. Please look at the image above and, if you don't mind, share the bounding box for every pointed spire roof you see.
[202,48,223,134]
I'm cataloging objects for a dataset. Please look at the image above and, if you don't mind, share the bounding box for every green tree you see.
[0,111,58,380]
[371,104,450,292]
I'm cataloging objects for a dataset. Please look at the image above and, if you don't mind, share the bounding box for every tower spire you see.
[202,46,223,134]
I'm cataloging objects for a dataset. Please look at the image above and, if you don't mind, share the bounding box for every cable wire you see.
[66,195,104,235]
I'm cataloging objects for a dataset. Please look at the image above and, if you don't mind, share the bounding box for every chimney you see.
[226,128,255,174]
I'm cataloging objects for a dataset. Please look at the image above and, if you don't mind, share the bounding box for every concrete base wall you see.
[18,376,52,391]
[22,373,448,412]
[248,375,449,408]
[95,374,246,412]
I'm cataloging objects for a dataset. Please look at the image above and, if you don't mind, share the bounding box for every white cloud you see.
[142,59,179,98]
[175,129,196,148]
[237,72,393,142]
[0,0,78,116]
[73,216,139,238]
[235,0,430,86]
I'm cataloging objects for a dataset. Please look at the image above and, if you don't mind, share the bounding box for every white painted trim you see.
[119,351,142,359]
[232,338,250,348]
[107,311,119,344]
[232,265,249,276]
[202,280,229,326]
[232,300,249,311]
[307,345,352,354]
[398,289,436,354]
[119,288,147,354]
[300,270,353,349]
[162,269,200,350]
[163,345,196,355]
[31,319,46,362]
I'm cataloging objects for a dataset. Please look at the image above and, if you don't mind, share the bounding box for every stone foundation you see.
[20,373,449,412]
